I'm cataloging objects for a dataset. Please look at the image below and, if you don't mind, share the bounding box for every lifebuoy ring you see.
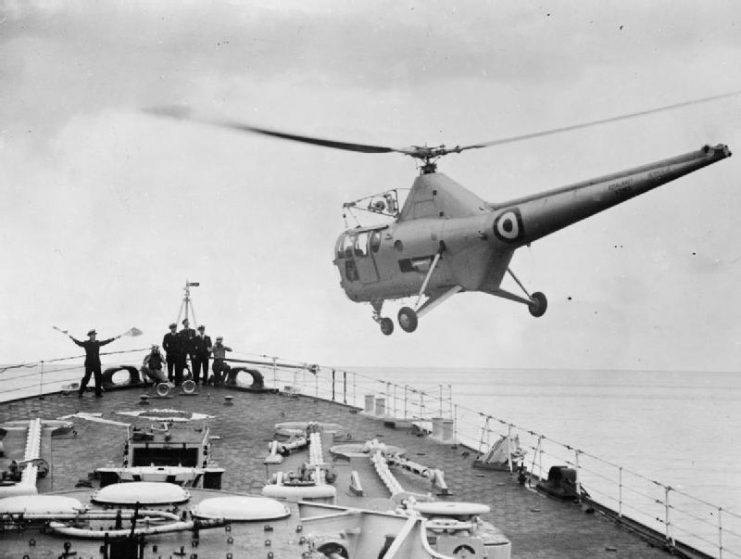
[226,367,265,389]
[101,366,141,390]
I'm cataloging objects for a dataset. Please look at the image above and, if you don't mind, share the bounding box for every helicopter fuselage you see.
[334,144,731,316]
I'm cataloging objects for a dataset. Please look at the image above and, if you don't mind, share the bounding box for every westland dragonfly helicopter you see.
[149,91,736,335]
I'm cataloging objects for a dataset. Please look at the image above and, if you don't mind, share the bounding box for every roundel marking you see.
[494,209,524,242]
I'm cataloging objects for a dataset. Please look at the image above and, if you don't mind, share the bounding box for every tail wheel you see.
[398,307,419,333]
[380,317,394,336]
[528,292,548,317]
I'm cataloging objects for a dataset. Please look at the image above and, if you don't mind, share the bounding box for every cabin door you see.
[352,231,380,284]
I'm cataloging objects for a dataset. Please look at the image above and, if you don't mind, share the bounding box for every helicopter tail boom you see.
[489,144,731,247]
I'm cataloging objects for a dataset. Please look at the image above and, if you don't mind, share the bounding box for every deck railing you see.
[1,349,739,558]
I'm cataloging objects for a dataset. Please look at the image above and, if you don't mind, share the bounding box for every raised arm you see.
[99,335,121,347]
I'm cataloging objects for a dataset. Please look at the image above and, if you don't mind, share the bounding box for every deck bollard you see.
[375,397,386,417]
[364,394,375,414]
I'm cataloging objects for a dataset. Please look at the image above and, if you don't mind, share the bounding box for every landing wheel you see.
[398,307,419,333]
[380,317,394,336]
[528,292,548,317]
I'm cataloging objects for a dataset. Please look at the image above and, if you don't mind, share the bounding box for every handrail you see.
[0,350,738,558]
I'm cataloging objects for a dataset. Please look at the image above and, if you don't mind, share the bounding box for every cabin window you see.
[354,232,369,257]
[343,235,354,258]
[335,236,345,259]
[370,230,381,253]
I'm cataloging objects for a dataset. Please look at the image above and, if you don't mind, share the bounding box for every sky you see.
[1,0,741,371]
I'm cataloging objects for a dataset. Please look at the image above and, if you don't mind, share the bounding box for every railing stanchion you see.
[665,486,674,549]
[404,385,408,419]
[39,360,45,399]
[352,372,356,407]
[618,466,623,518]
[343,371,347,405]
[539,444,543,481]
[331,369,336,401]
[507,424,513,472]
[386,382,392,417]
[448,384,453,419]
[575,449,582,501]
[453,404,458,443]
[272,357,277,388]
[718,507,723,559]
[392,383,397,418]
[477,415,490,455]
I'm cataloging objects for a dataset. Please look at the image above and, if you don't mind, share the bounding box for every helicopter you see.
[148,91,736,335]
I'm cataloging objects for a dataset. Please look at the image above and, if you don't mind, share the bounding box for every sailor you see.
[176,319,196,385]
[210,336,232,386]
[191,325,212,385]
[161,323,180,382]
[69,329,121,397]
[142,345,168,384]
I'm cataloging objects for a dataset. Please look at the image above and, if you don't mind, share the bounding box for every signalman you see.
[69,329,121,397]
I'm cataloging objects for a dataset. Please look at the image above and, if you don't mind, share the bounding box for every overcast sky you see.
[2,1,741,371]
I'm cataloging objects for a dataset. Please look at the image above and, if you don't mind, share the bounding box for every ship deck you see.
[0,385,680,558]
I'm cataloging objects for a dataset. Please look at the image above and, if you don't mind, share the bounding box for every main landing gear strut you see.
[372,285,464,337]
[373,249,452,336]
[490,268,548,317]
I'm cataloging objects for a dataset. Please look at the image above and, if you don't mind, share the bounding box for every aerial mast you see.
[176,279,200,327]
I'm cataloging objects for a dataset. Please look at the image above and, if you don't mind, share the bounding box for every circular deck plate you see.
[191,496,290,521]
[92,482,190,506]
[182,380,196,394]
[0,495,84,515]
[414,501,491,518]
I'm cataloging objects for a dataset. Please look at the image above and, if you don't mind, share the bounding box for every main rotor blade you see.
[146,106,404,155]
[455,89,741,153]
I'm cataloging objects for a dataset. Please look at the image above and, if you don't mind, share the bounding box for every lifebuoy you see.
[225,367,265,389]
[101,366,141,389]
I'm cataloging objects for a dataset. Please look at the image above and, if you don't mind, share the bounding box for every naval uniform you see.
[162,331,180,381]
[71,337,116,396]
[176,327,196,385]
[191,334,212,384]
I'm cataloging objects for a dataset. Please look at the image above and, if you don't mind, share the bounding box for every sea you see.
[351,366,741,554]
[2,363,740,554]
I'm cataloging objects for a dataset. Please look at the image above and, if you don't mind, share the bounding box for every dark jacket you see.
[178,328,196,356]
[162,331,181,356]
[192,334,212,357]
[71,337,115,366]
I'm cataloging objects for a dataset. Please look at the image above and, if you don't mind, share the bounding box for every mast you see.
[176,280,200,326]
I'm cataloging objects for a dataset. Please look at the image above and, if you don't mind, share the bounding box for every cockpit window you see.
[354,232,369,257]
[370,230,381,253]
[342,234,354,258]
[335,236,345,259]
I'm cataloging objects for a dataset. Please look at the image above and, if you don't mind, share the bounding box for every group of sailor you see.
[70,322,232,396]
[145,319,232,386]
